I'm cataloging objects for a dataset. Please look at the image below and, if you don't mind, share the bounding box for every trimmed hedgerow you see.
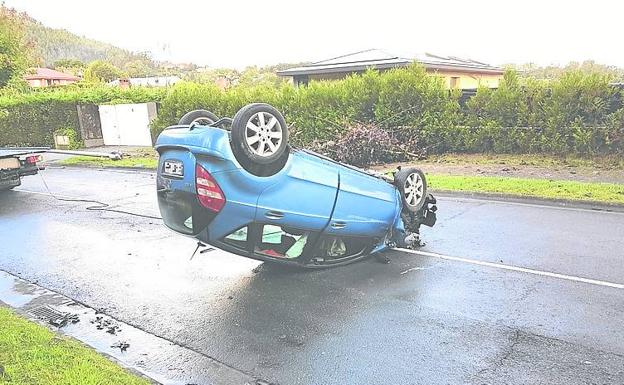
[0,84,165,147]
[151,65,623,157]
[1,65,622,158]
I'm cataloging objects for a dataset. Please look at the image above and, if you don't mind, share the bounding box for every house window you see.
[449,77,460,89]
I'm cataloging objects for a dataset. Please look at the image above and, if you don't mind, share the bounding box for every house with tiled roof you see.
[24,68,81,88]
[277,49,504,89]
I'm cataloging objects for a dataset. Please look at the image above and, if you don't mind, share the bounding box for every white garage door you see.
[99,103,154,146]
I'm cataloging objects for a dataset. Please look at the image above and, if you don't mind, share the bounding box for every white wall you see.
[99,103,154,146]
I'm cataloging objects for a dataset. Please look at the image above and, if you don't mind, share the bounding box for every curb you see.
[0,269,261,385]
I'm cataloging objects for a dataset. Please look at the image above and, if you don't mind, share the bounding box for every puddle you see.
[0,272,39,307]
[0,269,261,385]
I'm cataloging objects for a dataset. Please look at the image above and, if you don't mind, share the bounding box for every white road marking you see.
[396,248,624,289]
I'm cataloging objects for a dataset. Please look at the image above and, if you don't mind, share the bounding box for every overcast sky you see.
[5,0,623,69]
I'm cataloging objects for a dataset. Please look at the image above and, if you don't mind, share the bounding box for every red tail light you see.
[195,164,225,212]
[26,155,43,164]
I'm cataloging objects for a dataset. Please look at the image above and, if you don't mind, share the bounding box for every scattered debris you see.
[400,267,425,275]
[91,316,122,335]
[375,253,391,264]
[111,341,130,352]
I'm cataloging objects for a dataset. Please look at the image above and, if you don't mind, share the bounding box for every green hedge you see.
[1,66,623,156]
[0,85,165,147]
[151,65,623,156]
[0,100,79,147]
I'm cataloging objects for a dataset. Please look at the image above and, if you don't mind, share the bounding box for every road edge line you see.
[395,248,624,289]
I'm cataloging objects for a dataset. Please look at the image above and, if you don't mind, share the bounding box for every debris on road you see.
[400,267,426,275]
[91,315,122,335]
[111,341,130,352]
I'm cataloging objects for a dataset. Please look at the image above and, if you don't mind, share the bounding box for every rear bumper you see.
[156,176,216,238]
[0,170,20,190]
[18,164,40,177]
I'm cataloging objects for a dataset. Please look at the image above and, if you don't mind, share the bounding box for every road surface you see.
[1,167,623,385]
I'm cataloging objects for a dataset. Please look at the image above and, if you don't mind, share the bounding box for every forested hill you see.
[11,7,147,67]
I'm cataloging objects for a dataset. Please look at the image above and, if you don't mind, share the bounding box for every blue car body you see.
[155,124,431,267]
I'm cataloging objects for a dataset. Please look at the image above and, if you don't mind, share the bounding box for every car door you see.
[255,151,339,231]
[326,168,398,237]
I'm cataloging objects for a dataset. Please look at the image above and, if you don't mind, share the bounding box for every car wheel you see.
[395,167,427,213]
[178,110,219,126]
[231,103,289,167]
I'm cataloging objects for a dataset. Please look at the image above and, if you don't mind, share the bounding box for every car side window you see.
[255,225,309,259]
[315,235,369,259]
[223,226,248,250]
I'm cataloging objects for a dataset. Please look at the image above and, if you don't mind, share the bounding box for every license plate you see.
[163,160,184,177]
[0,158,20,170]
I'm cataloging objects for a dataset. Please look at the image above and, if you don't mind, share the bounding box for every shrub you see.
[54,126,82,149]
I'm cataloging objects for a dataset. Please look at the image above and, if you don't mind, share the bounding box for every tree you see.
[53,58,85,69]
[124,59,152,78]
[83,60,124,82]
[52,59,85,77]
[0,6,31,88]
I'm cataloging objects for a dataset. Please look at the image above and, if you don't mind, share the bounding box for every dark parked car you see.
[0,149,45,191]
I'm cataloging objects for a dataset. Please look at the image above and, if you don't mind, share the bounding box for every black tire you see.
[231,103,289,167]
[178,110,218,126]
[394,167,427,213]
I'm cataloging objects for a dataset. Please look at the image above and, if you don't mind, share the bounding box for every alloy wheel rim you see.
[244,112,283,157]
[403,172,424,207]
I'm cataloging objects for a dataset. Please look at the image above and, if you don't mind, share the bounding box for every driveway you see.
[1,167,623,385]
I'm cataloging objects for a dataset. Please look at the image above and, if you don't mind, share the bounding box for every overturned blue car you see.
[156,103,437,268]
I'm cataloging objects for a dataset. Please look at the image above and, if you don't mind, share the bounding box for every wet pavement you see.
[1,167,623,385]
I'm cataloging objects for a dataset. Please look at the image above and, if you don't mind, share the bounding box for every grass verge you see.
[59,155,158,169]
[427,174,624,205]
[0,306,149,385]
[420,153,624,170]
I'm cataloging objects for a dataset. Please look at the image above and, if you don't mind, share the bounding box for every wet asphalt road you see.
[1,167,623,385]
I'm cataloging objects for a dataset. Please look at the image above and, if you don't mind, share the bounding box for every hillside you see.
[24,17,146,68]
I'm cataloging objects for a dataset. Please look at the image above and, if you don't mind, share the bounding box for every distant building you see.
[109,76,181,88]
[277,49,504,89]
[24,68,80,87]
